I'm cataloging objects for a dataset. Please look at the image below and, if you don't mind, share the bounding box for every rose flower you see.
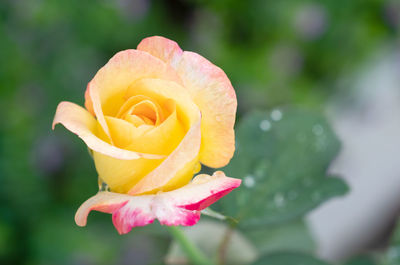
[52,36,241,234]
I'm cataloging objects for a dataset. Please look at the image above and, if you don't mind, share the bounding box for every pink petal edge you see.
[137,36,183,67]
[75,171,241,234]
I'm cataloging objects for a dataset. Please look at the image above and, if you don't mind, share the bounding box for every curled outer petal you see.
[137,36,237,168]
[75,171,241,234]
[52,101,162,160]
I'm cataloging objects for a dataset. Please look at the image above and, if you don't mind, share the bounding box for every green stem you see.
[166,226,213,265]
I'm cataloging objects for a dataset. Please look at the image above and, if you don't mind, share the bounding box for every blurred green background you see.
[0,0,399,264]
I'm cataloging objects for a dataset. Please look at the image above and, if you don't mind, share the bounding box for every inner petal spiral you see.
[116,95,167,126]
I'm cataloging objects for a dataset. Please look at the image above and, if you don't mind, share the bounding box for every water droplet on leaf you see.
[312,124,324,136]
[259,119,271,131]
[271,109,283,121]
[274,192,285,208]
[244,175,256,188]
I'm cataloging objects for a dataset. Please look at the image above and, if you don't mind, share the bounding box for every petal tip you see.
[137,36,183,66]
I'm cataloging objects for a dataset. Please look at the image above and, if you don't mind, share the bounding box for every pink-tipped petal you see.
[75,192,130,227]
[176,52,237,168]
[137,36,237,168]
[111,196,156,234]
[171,171,242,211]
[75,171,241,234]
[52,101,163,160]
[137,36,183,67]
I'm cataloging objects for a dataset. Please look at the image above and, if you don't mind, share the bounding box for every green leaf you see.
[220,108,349,227]
[244,219,315,255]
[251,252,331,265]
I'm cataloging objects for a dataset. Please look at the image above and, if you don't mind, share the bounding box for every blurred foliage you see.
[0,0,399,264]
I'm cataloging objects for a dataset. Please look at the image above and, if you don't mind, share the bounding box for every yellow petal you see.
[94,107,188,193]
[93,152,163,194]
[116,95,165,125]
[125,78,199,130]
[124,114,146,127]
[128,118,201,195]
[104,116,140,148]
[84,49,182,147]
[85,49,182,117]
[125,109,185,155]
[52,101,162,160]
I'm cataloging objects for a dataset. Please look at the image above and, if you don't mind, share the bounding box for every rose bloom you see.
[53,36,241,234]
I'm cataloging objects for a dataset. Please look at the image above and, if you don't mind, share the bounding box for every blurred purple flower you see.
[115,0,150,20]
[119,234,158,265]
[269,44,304,77]
[294,4,328,40]
[32,134,65,176]
[384,1,400,29]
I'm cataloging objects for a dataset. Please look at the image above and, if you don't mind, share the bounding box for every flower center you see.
[116,95,168,127]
